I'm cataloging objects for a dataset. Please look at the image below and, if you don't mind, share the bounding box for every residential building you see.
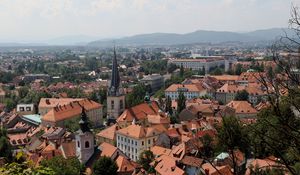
[165,84,207,100]
[17,104,35,115]
[41,99,103,127]
[245,156,284,175]
[216,82,267,105]
[210,75,239,84]
[22,74,51,83]
[236,72,266,86]
[116,101,160,128]
[116,124,162,161]
[141,74,164,91]
[96,124,119,145]
[215,83,245,104]
[38,98,83,116]
[201,163,233,175]
[225,101,258,118]
[152,154,185,175]
[107,48,125,119]
[169,56,229,73]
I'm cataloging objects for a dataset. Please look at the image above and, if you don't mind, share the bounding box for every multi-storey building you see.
[41,99,103,127]
[141,74,164,92]
[116,124,162,161]
[215,83,246,104]
[225,100,258,119]
[38,98,83,116]
[17,104,35,115]
[168,56,229,73]
[165,84,207,100]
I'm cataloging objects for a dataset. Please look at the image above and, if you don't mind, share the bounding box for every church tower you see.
[76,107,94,164]
[107,47,125,119]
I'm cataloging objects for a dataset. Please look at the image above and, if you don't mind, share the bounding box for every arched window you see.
[77,141,80,148]
[85,141,90,148]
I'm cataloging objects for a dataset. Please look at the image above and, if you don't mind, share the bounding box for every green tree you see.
[126,84,147,108]
[40,156,83,175]
[177,91,186,114]
[167,63,178,73]
[235,63,243,75]
[0,161,55,175]
[0,151,54,175]
[93,156,118,175]
[165,96,173,116]
[234,90,249,101]
[218,116,249,174]
[0,128,12,162]
[138,150,154,172]
[200,134,214,158]
[179,65,184,77]
[18,87,29,99]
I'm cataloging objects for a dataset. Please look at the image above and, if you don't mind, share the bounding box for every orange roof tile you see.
[42,99,101,122]
[153,155,185,175]
[60,141,76,158]
[226,101,257,114]
[150,146,172,156]
[99,142,118,157]
[217,83,245,93]
[202,163,233,175]
[165,84,205,92]
[210,75,239,81]
[116,124,162,139]
[115,155,136,173]
[117,101,159,122]
[96,124,119,140]
[39,98,83,108]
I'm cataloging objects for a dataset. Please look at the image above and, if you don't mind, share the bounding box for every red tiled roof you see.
[116,124,162,139]
[226,101,257,114]
[117,101,159,122]
[42,99,101,122]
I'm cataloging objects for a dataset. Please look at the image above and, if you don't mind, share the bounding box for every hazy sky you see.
[0,0,298,42]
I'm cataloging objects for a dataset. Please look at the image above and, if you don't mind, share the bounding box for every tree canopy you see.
[92,156,118,175]
[40,156,83,175]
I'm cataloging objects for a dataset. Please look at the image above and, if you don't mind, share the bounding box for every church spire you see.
[109,46,121,96]
[79,107,90,133]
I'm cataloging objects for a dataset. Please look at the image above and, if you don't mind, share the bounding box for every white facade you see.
[116,133,158,162]
[75,131,94,164]
[169,57,229,73]
[17,104,35,114]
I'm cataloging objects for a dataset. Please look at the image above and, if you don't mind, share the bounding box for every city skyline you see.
[0,0,299,43]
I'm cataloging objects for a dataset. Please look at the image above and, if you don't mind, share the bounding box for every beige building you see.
[165,84,207,100]
[17,104,35,115]
[38,98,83,116]
[215,83,245,104]
[116,124,162,161]
[96,124,119,145]
[41,99,103,127]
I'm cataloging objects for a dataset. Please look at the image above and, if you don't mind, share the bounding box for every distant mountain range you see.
[0,28,295,47]
[88,28,294,47]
